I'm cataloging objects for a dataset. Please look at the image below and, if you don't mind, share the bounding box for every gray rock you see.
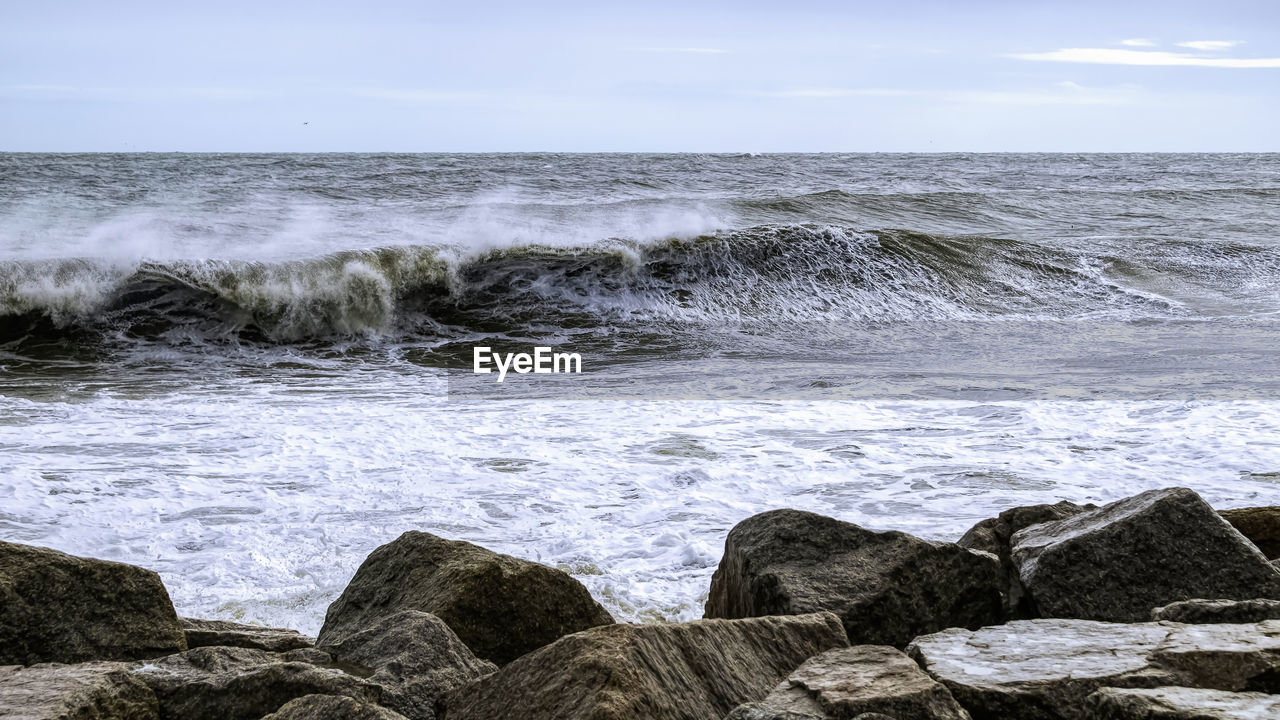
[907,619,1181,720]
[958,501,1094,618]
[1219,506,1280,559]
[704,509,1004,647]
[1011,488,1280,622]
[1150,620,1280,692]
[0,662,158,720]
[181,618,313,652]
[0,541,187,665]
[260,694,410,720]
[318,611,495,720]
[1085,687,1280,720]
[724,702,822,720]
[131,646,379,720]
[441,613,849,720]
[750,646,970,720]
[1152,598,1280,624]
[317,532,613,665]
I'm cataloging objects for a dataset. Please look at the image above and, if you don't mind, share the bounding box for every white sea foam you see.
[2,361,1277,634]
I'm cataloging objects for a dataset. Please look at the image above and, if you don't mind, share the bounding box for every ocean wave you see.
[2,223,1268,348]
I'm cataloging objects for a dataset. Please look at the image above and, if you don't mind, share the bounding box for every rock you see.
[0,662,158,720]
[1152,598,1280,624]
[180,618,313,652]
[724,702,822,719]
[319,611,495,720]
[704,509,1004,647]
[1085,687,1280,720]
[1149,620,1280,692]
[317,532,613,665]
[261,694,410,720]
[907,619,1181,720]
[747,646,970,720]
[0,541,187,665]
[132,646,379,720]
[441,613,849,720]
[1220,506,1280,559]
[1010,488,1280,622]
[958,501,1094,618]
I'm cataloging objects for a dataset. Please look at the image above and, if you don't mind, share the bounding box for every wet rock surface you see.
[0,541,187,665]
[0,662,159,720]
[1152,598,1280,624]
[318,610,495,720]
[958,501,1095,619]
[317,532,614,665]
[1220,506,1280,560]
[441,613,849,720]
[259,694,411,720]
[741,645,970,720]
[1085,687,1280,719]
[131,646,379,720]
[1011,488,1280,622]
[705,509,1003,647]
[180,618,313,653]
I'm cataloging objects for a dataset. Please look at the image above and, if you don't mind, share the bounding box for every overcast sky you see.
[2,0,1278,151]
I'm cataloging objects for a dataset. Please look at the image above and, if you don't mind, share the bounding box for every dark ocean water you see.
[2,153,1278,632]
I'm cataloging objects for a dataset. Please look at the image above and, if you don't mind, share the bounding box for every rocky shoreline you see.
[3,486,1279,720]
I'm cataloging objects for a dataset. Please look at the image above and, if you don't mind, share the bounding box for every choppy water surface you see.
[2,153,1279,632]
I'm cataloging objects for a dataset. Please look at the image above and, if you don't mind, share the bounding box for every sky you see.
[2,0,1278,152]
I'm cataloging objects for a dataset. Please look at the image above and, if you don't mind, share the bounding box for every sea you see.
[2,152,1278,633]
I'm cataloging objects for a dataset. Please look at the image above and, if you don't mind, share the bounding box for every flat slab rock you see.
[1086,687,1280,720]
[1152,598,1280,624]
[907,619,1180,720]
[261,694,410,720]
[441,613,849,720]
[180,618,313,652]
[0,662,158,720]
[740,645,970,720]
[132,645,379,720]
[705,509,1003,647]
[908,618,1280,720]
[318,532,613,665]
[0,541,187,665]
[1011,487,1280,622]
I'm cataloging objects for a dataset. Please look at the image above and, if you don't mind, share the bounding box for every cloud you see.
[756,83,1135,106]
[1010,48,1280,68]
[1177,40,1243,51]
[635,47,728,54]
[1120,39,1157,47]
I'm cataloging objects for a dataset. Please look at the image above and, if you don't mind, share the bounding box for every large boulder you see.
[739,645,970,720]
[704,509,1003,647]
[317,532,613,665]
[1219,506,1280,559]
[131,646,379,720]
[958,501,1094,618]
[1010,488,1280,622]
[907,619,1180,720]
[1085,687,1280,720]
[1152,598,1280,624]
[318,611,496,720]
[181,618,313,652]
[441,613,849,720]
[0,541,187,665]
[261,694,410,720]
[0,662,159,720]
